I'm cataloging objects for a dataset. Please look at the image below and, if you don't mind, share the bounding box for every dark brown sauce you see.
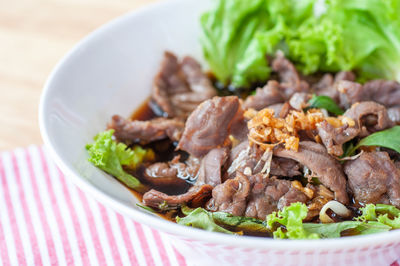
[130,97,157,121]
[127,98,190,222]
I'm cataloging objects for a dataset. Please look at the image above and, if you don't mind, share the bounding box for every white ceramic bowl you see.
[39,0,400,265]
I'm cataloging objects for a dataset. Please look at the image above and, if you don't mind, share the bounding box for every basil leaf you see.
[308,95,344,115]
[352,126,400,154]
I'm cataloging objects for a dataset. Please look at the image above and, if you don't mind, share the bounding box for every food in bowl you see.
[85,0,400,239]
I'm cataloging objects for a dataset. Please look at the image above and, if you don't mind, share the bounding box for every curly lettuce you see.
[86,130,154,192]
[176,203,399,239]
[200,0,271,88]
[266,202,319,239]
[201,0,400,88]
[200,0,315,88]
[267,203,398,239]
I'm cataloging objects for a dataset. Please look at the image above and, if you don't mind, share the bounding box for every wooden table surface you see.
[0,0,160,151]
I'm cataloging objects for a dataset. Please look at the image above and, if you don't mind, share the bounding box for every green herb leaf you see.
[179,207,269,234]
[201,0,400,90]
[308,95,344,115]
[267,203,395,239]
[341,141,356,158]
[212,212,269,233]
[303,221,391,238]
[303,221,361,238]
[352,126,400,154]
[136,204,156,214]
[86,130,152,192]
[176,208,234,234]
[358,203,400,229]
[266,202,319,239]
[200,0,271,88]
[200,0,315,88]
[356,221,392,235]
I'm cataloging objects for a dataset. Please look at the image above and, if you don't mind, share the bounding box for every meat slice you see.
[143,162,188,188]
[152,52,189,117]
[335,71,356,82]
[269,102,291,118]
[317,120,359,156]
[344,101,393,137]
[196,147,229,187]
[108,115,184,144]
[288,92,311,110]
[169,57,217,116]
[335,79,400,109]
[270,157,301,177]
[272,52,309,99]
[244,175,290,219]
[180,56,215,93]
[336,80,364,109]
[344,151,400,208]
[152,52,216,118]
[388,106,400,124]
[227,141,300,178]
[207,171,308,219]
[362,80,400,108]
[143,155,200,187]
[244,175,308,219]
[142,184,213,210]
[277,186,309,210]
[177,96,244,157]
[314,74,334,94]
[243,80,284,110]
[314,71,355,102]
[274,141,349,204]
[206,172,251,216]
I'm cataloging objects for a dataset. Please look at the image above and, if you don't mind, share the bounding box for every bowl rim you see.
[39,0,400,251]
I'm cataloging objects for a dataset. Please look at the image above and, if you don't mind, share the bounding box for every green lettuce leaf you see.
[86,130,152,192]
[308,94,344,115]
[285,0,400,81]
[178,204,397,239]
[356,221,392,235]
[358,204,400,229]
[179,206,269,234]
[200,0,271,88]
[266,202,319,239]
[200,0,316,88]
[176,208,234,234]
[352,126,400,154]
[303,221,391,238]
[212,212,268,233]
[201,0,400,89]
[267,203,394,239]
[303,221,360,238]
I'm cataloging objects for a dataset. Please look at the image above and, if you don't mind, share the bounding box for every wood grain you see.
[0,0,160,150]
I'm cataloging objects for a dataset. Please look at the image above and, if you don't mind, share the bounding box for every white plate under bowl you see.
[39,0,400,265]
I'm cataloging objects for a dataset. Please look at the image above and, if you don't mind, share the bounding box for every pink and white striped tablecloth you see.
[0,145,399,266]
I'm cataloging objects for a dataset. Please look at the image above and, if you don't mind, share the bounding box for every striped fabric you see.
[0,145,399,266]
[0,146,186,266]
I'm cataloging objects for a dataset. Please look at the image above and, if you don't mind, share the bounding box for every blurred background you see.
[0,0,159,150]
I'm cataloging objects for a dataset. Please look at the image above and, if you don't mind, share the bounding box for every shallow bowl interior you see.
[39,0,400,264]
